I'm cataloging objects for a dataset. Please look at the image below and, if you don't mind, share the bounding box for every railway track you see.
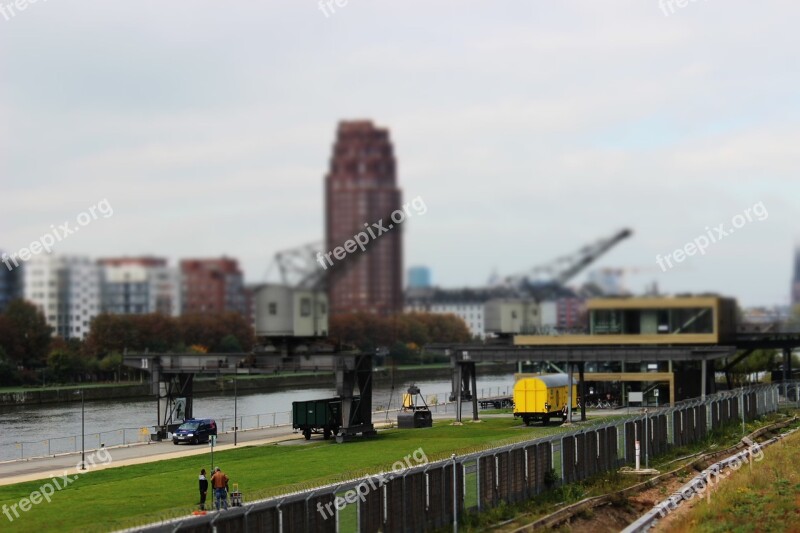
[494,415,799,533]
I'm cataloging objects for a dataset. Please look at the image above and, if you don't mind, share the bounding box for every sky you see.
[1,0,798,307]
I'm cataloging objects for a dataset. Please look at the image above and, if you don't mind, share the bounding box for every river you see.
[0,375,515,462]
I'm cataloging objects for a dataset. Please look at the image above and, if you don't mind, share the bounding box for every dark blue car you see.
[172,419,217,445]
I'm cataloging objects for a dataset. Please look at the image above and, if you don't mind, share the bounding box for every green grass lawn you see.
[0,417,594,533]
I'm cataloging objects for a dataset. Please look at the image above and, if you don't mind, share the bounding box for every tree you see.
[218,334,243,353]
[0,299,53,368]
[83,314,140,356]
[729,349,777,385]
[134,314,181,352]
[0,346,18,386]
[178,312,255,353]
[389,341,411,363]
[329,312,472,354]
[98,352,124,382]
[215,312,255,352]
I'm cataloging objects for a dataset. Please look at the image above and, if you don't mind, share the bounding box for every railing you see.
[6,428,151,462]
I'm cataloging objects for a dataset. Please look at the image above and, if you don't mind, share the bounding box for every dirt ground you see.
[553,454,759,533]
[557,475,688,533]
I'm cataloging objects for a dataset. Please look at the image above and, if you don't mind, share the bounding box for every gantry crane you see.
[497,228,633,296]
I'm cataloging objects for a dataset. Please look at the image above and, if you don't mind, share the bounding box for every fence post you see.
[273,413,276,427]
[740,388,746,435]
[451,454,458,533]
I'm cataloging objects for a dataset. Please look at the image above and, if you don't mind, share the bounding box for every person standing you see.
[210,466,229,511]
[198,469,209,510]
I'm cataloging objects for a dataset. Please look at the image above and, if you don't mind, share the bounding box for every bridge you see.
[123,351,377,443]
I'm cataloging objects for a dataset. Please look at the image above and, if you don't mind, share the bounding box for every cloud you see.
[2,0,798,306]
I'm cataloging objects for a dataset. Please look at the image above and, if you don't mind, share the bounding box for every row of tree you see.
[0,300,474,385]
[329,312,473,363]
[0,300,255,386]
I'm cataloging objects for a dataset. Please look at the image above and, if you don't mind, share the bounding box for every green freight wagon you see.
[292,397,362,440]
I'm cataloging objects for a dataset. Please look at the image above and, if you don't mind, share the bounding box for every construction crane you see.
[267,241,327,290]
[498,228,633,293]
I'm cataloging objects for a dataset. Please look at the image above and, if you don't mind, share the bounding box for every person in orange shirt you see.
[209,467,229,510]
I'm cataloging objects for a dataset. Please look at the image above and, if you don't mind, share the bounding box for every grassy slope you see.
[666,426,800,533]
[0,418,585,533]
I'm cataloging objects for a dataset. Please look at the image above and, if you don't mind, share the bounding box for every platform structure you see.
[123,352,376,443]
[440,344,736,424]
[435,295,800,424]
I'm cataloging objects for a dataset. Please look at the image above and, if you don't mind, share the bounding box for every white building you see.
[99,258,181,316]
[254,284,328,338]
[405,288,489,339]
[484,299,541,335]
[23,254,101,340]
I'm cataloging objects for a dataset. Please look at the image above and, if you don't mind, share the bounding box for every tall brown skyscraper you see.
[325,120,403,316]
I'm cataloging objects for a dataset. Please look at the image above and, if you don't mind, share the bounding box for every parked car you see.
[172,419,217,445]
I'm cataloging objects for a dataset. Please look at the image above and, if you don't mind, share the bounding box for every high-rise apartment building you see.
[325,120,403,316]
[180,257,245,315]
[98,257,181,316]
[23,255,101,340]
[0,250,22,312]
[407,266,431,289]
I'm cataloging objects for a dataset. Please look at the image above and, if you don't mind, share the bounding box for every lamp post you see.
[234,375,238,446]
[644,408,649,470]
[74,388,86,470]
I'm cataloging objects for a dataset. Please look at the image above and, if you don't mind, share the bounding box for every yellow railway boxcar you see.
[513,374,578,426]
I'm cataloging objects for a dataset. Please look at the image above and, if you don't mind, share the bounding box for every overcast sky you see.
[2,1,798,307]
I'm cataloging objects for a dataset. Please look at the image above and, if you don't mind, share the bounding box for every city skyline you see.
[2,2,799,307]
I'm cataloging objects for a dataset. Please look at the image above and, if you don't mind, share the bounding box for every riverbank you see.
[0,363,516,407]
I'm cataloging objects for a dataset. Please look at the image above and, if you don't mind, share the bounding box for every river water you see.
[0,375,515,462]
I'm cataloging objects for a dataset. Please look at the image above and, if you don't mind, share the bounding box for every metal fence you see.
[7,428,151,461]
[131,381,799,533]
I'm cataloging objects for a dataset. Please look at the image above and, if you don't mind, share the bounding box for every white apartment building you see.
[405,288,489,339]
[23,254,101,340]
[100,258,181,316]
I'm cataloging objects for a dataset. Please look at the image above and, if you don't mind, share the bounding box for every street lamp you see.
[234,375,238,446]
[74,388,85,470]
